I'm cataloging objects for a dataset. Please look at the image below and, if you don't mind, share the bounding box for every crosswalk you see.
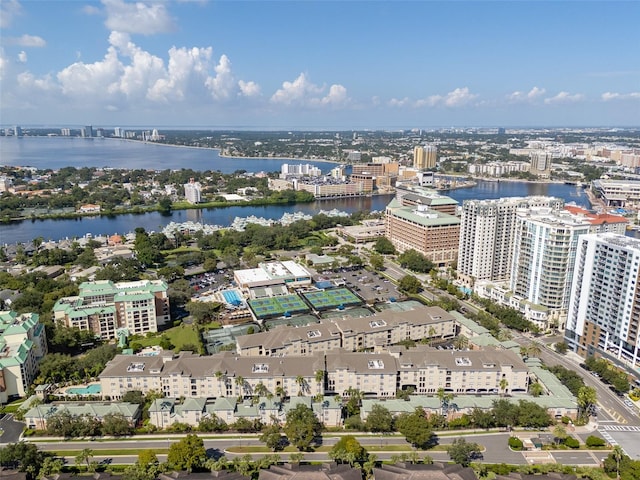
[599,425,640,432]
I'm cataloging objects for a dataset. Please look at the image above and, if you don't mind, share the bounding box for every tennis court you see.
[248,294,310,320]
[302,287,363,311]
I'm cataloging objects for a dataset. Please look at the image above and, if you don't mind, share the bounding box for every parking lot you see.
[334,267,401,303]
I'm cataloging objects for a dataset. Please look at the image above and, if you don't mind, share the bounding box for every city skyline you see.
[1,0,639,128]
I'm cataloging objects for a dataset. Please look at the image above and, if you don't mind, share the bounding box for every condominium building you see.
[509,207,592,329]
[184,178,202,204]
[385,198,460,267]
[529,150,551,177]
[99,351,325,400]
[236,305,456,356]
[53,280,170,339]
[457,197,565,287]
[392,345,529,395]
[326,350,399,397]
[413,145,437,170]
[280,163,321,178]
[0,311,48,401]
[565,233,640,366]
[24,402,140,430]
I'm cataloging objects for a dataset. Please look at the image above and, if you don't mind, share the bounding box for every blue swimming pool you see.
[223,290,242,306]
[67,384,101,395]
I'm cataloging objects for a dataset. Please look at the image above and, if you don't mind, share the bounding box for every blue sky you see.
[1,0,639,129]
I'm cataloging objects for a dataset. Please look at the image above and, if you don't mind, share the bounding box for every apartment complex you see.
[24,402,140,430]
[565,233,640,366]
[184,178,202,204]
[99,351,325,400]
[457,196,565,287]
[0,311,48,401]
[53,280,170,339]
[385,198,460,267]
[99,345,529,401]
[236,305,456,356]
[509,207,592,329]
[413,145,437,170]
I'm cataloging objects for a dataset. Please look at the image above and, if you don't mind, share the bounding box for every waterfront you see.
[0,136,336,173]
[0,136,594,244]
[0,182,591,244]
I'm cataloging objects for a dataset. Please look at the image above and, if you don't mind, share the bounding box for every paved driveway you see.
[0,414,24,444]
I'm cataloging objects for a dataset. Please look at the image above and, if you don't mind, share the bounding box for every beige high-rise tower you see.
[413,145,437,169]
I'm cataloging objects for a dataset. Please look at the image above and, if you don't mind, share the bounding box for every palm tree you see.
[529,381,544,397]
[295,375,306,396]
[452,335,469,350]
[437,387,454,416]
[275,386,287,402]
[75,448,93,469]
[527,342,543,358]
[497,329,512,342]
[427,326,437,346]
[499,378,509,397]
[315,370,325,393]
[235,375,246,397]
[214,370,226,396]
[612,445,624,480]
[254,382,269,398]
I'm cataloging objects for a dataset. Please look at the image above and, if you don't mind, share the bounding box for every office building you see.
[457,197,564,287]
[509,208,592,329]
[0,311,48,402]
[413,145,437,170]
[565,233,640,366]
[184,178,202,204]
[529,150,552,177]
[53,280,170,340]
[385,197,460,267]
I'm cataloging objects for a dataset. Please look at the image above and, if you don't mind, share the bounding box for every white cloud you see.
[56,46,124,97]
[0,0,22,29]
[238,80,260,97]
[102,0,175,35]
[17,51,27,63]
[602,92,640,101]
[270,73,348,108]
[205,54,236,100]
[508,86,546,102]
[149,45,213,102]
[414,87,478,108]
[388,97,411,108]
[6,34,46,47]
[544,91,584,104]
[17,71,56,91]
[83,5,102,15]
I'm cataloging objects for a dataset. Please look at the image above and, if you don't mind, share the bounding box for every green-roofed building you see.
[53,279,170,340]
[24,401,140,430]
[385,196,461,267]
[0,310,47,402]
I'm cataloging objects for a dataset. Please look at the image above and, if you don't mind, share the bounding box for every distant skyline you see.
[1,0,639,129]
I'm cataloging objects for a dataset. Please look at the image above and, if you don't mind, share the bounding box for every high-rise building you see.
[385,197,460,267]
[413,145,437,170]
[81,125,93,138]
[60,128,71,136]
[280,163,321,178]
[529,150,552,177]
[457,197,564,287]
[184,178,202,204]
[509,207,591,328]
[566,233,640,366]
[13,126,23,137]
[53,280,170,340]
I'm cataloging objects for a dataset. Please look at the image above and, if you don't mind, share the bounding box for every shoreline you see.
[101,137,341,165]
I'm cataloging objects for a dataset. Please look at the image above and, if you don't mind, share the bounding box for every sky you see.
[1,0,639,129]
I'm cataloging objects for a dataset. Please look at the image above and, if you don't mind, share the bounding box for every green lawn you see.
[134,324,202,351]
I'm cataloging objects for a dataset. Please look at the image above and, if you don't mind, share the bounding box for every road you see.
[511,332,639,425]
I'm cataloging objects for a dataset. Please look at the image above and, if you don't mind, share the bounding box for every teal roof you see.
[0,311,39,336]
[25,402,140,420]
